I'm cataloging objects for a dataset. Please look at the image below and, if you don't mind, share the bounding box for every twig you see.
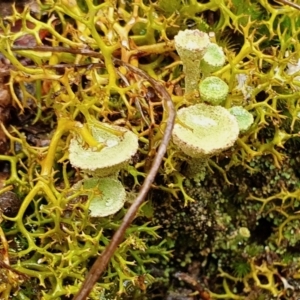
[175,272,211,300]
[10,46,176,299]
[275,0,300,10]
[11,45,107,59]
[0,260,30,280]
[116,69,150,127]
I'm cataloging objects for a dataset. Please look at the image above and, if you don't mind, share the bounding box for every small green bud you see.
[200,43,226,74]
[199,76,229,105]
[229,106,254,133]
[238,227,251,238]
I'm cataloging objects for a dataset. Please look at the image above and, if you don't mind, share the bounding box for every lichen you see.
[1,0,300,299]
[71,177,126,217]
[199,76,229,105]
[229,106,254,132]
[172,103,239,158]
[69,122,139,177]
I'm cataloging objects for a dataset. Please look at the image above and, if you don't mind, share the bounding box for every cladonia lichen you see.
[172,103,239,181]
[69,123,139,177]
[172,103,239,158]
[174,29,210,94]
[72,177,126,217]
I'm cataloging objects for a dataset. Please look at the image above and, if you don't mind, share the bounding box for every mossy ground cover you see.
[1,0,300,299]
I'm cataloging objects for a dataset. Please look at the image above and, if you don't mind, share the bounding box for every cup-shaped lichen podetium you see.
[72,177,126,217]
[173,103,239,157]
[172,103,239,178]
[174,29,210,94]
[69,123,138,177]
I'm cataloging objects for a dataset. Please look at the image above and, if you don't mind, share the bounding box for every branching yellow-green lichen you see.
[2,0,300,299]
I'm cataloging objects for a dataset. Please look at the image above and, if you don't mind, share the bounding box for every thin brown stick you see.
[175,272,211,300]
[275,0,300,10]
[0,261,29,280]
[11,46,176,299]
[11,45,108,59]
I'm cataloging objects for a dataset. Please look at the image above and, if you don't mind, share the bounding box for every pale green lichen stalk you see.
[174,29,210,94]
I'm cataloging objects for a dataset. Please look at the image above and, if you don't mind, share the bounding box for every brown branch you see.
[275,0,300,10]
[0,260,30,280]
[175,272,211,300]
[10,46,176,299]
